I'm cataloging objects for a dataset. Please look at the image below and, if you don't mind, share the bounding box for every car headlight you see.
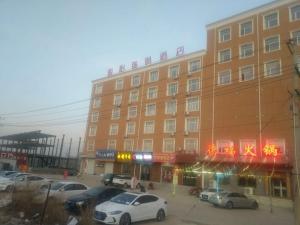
[76,201,85,206]
[109,210,122,215]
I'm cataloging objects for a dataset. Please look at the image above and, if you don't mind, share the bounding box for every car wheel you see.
[252,202,258,210]
[5,185,14,192]
[225,201,233,209]
[156,209,165,222]
[119,213,131,225]
[123,183,129,188]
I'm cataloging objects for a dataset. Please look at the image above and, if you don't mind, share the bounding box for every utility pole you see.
[76,137,82,171]
[287,38,300,225]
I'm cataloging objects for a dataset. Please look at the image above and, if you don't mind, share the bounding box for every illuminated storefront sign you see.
[153,153,175,163]
[133,152,152,164]
[263,144,279,157]
[240,140,257,157]
[116,151,132,162]
[96,149,116,161]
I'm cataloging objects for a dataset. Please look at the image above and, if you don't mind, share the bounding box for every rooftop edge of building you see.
[206,0,297,30]
[92,49,206,84]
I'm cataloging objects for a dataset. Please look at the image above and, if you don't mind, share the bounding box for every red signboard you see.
[153,153,175,163]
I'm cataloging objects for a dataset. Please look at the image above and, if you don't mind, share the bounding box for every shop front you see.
[95,149,116,174]
[113,151,134,175]
[132,152,153,181]
[152,153,175,183]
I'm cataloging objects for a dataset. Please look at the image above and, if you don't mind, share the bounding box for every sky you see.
[0,0,274,155]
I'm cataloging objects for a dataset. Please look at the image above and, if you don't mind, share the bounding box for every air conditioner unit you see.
[243,187,254,195]
[126,117,130,121]
[186,92,191,96]
[172,93,177,98]
[185,111,190,116]
[124,135,128,138]
[171,112,176,117]
[170,132,175,136]
[114,103,121,107]
[184,131,189,136]
[187,72,192,76]
[172,76,178,80]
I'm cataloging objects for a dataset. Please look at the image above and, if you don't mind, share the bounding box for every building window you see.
[128,106,137,118]
[147,86,158,99]
[167,82,178,96]
[290,4,300,21]
[89,126,97,136]
[91,112,99,122]
[239,65,254,82]
[107,139,117,150]
[94,83,103,95]
[111,108,121,120]
[189,59,201,73]
[184,139,198,152]
[109,124,119,135]
[143,139,153,152]
[187,78,200,92]
[238,176,256,188]
[185,117,199,132]
[265,139,285,156]
[93,98,101,108]
[291,30,300,45]
[124,139,134,151]
[219,27,231,42]
[129,90,139,103]
[240,139,256,156]
[264,35,280,52]
[240,43,254,58]
[264,12,279,29]
[145,103,156,116]
[216,140,234,154]
[169,65,180,79]
[87,140,95,152]
[113,94,122,106]
[144,120,155,134]
[126,122,136,135]
[115,79,124,90]
[164,119,176,133]
[264,60,281,77]
[131,74,141,87]
[218,70,231,85]
[165,100,177,114]
[186,97,199,112]
[163,138,175,153]
[149,70,159,82]
[218,49,231,63]
[240,20,252,36]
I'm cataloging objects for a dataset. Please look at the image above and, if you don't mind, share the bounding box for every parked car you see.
[64,186,125,214]
[199,187,224,201]
[112,175,140,188]
[209,192,258,209]
[0,172,31,192]
[102,173,115,186]
[0,170,17,178]
[94,192,167,225]
[14,174,51,191]
[36,181,89,203]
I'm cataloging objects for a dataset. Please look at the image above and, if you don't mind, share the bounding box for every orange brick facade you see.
[81,0,300,199]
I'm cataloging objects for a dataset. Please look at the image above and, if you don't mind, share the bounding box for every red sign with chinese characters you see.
[153,153,175,163]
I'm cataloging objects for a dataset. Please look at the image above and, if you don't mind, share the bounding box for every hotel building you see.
[81,0,300,199]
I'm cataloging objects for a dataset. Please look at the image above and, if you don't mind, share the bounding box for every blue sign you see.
[96,149,116,161]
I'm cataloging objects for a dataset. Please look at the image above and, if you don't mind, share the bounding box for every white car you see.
[199,188,224,201]
[14,175,51,191]
[0,172,30,192]
[112,175,140,188]
[36,181,89,203]
[94,192,167,225]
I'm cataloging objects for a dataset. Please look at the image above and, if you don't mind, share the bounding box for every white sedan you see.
[199,188,224,201]
[94,192,167,225]
[36,181,89,203]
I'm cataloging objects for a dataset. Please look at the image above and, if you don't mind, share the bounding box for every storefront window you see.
[162,167,173,183]
[238,176,256,188]
[141,165,151,181]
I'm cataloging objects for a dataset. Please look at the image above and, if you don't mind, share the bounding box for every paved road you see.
[39,174,295,225]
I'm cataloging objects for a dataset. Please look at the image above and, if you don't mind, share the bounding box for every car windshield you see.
[50,182,65,190]
[110,193,137,205]
[84,187,106,196]
[104,174,113,179]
